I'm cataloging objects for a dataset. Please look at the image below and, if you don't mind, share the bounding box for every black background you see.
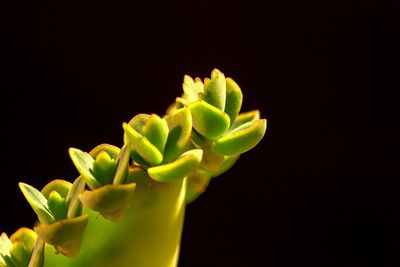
[1,1,399,266]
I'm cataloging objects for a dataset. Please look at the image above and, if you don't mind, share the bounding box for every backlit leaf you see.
[189,100,230,140]
[148,149,203,182]
[19,183,55,224]
[212,119,267,156]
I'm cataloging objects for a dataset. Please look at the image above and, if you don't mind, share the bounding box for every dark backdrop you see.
[1,1,398,266]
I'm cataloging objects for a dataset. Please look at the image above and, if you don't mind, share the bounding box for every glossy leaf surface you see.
[148,149,203,182]
[212,119,267,156]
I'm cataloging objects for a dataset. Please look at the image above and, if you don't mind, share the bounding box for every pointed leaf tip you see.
[19,182,55,224]
[69,147,101,189]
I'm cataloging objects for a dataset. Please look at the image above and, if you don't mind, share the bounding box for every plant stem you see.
[44,175,187,267]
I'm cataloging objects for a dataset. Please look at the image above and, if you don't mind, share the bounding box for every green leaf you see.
[142,114,169,154]
[9,228,37,250]
[9,241,30,267]
[212,119,267,156]
[113,144,131,185]
[5,228,38,267]
[0,233,12,257]
[189,100,230,140]
[229,109,260,131]
[190,129,208,148]
[66,176,86,219]
[224,77,243,124]
[163,107,192,162]
[202,69,226,110]
[89,144,120,159]
[41,179,72,199]
[69,148,101,190]
[182,75,203,103]
[19,183,55,224]
[148,149,203,182]
[123,114,149,139]
[123,123,163,166]
[47,191,68,221]
[34,215,88,258]
[130,150,151,169]
[79,183,136,222]
[91,151,116,185]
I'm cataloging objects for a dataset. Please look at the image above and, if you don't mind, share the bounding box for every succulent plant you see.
[2,69,266,267]
[0,228,41,267]
[19,178,88,258]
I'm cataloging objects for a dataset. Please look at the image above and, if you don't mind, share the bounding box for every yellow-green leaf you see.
[79,183,136,222]
[34,215,88,258]
[19,183,55,225]
[148,149,203,182]
[123,123,163,166]
[202,69,226,110]
[142,114,169,154]
[182,75,203,103]
[163,107,192,162]
[113,144,131,185]
[212,119,267,156]
[229,109,260,131]
[189,100,230,140]
[69,148,101,190]
[41,180,72,199]
[224,77,243,124]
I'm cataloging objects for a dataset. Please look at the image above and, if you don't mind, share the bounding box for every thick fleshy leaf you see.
[148,149,203,182]
[66,176,86,219]
[123,123,163,166]
[19,183,55,224]
[41,180,72,199]
[91,151,116,185]
[224,78,243,124]
[130,150,151,169]
[163,107,192,162]
[9,241,30,267]
[0,233,12,257]
[190,129,208,148]
[89,144,120,159]
[47,191,68,221]
[9,228,36,250]
[182,75,203,103]
[79,183,136,222]
[142,114,169,154]
[166,97,188,115]
[69,148,101,189]
[34,215,88,258]
[189,100,230,140]
[127,114,150,132]
[0,256,14,267]
[229,109,260,131]
[113,144,131,185]
[212,119,267,156]
[202,69,226,110]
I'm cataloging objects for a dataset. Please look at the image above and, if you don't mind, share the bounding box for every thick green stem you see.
[44,176,187,267]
